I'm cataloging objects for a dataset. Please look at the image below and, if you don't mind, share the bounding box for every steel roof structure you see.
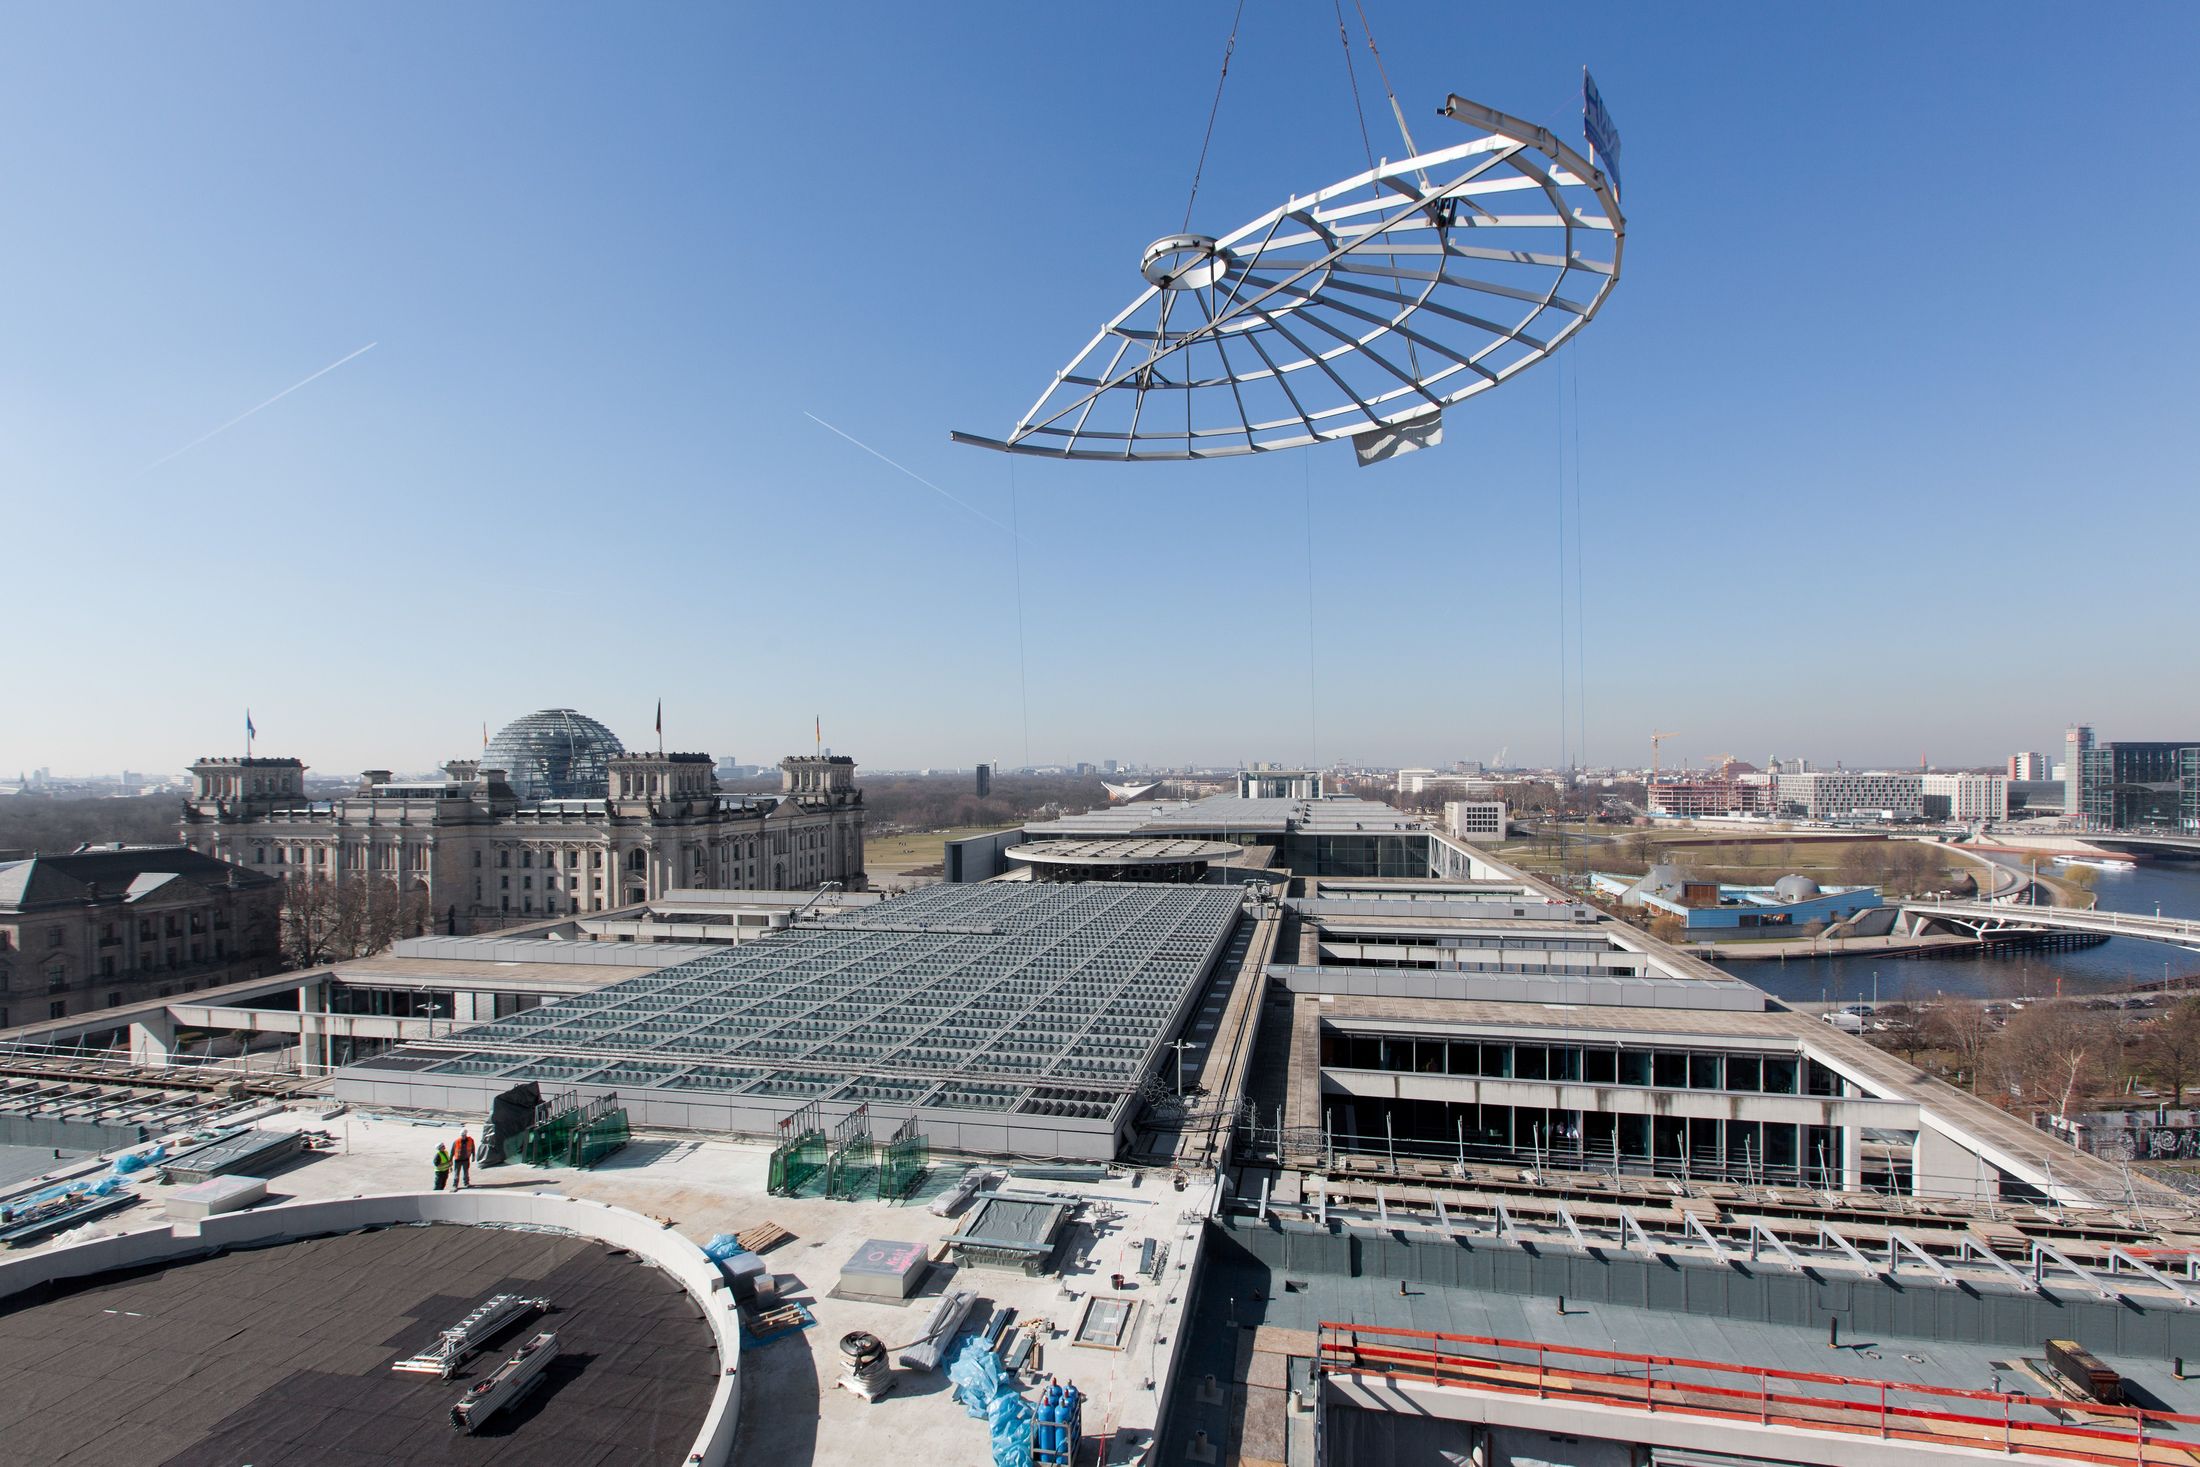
[952,93,1623,462]
[335,883,1244,1158]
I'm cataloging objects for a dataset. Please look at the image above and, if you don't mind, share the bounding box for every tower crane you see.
[1648,730,1679,806]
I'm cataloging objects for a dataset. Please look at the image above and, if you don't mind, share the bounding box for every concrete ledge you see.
[0,1189,741,1467]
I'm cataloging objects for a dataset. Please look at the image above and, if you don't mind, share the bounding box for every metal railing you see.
[1318,1321,2200,1466]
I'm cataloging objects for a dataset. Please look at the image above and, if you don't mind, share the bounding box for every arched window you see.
[627,849,647,872]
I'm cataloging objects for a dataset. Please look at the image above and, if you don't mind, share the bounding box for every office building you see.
[2075,738,2200,831]
[2065,723,2094,823]
[1773,770,1924,820]
[1237,767,1323,799]
[1920,771,2009,823]
[2007,750,2050,781]
[974,762,991,797]
[0,845,281,1023]
[1444,799,1508,841]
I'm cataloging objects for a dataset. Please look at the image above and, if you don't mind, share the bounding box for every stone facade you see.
[179,752,866,935]
[0,845,284,1025]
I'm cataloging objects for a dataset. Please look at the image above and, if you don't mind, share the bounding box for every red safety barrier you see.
[1316,1321,2200,1467]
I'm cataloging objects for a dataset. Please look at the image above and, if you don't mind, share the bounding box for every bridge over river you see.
[1900,897,2200,952]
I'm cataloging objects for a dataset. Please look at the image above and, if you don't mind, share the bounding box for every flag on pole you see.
[481,721,488,750]
[655,698,663,753]
[245,710,256,742]
[815,714,821,752]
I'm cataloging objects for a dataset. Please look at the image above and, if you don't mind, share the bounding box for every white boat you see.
[2052,855,2137,872]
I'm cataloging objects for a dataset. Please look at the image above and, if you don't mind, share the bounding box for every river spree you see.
[1720,858,2200,1004]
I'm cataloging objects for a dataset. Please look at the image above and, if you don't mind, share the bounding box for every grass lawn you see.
[865,824,1012,872]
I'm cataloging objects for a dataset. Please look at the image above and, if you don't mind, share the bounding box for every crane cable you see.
[1330,0,1423,380]
[1181,0,1249,233]
[1349,0,1421,162]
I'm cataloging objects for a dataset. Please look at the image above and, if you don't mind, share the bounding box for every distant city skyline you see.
[2,7,2192,780]
[0,703,2137,785]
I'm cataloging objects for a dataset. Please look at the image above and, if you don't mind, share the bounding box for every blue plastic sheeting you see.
[946,1336,1034,1467]
[8,1143,171,1208]
[110,1144,166,1176]
[702,1233,747,1262]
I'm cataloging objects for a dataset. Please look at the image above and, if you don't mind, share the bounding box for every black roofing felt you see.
[0,1223,716,1467]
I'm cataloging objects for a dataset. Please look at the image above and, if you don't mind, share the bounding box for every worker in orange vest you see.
[451,1130,476,1189]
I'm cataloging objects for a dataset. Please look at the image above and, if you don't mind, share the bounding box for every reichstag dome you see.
[483,708,625,801]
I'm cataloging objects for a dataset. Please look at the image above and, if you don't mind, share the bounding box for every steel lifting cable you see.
[1330,0,1379,177]
[1349,0,1421,162]
[1332,0,1422,379]
[1181,0,1249,233]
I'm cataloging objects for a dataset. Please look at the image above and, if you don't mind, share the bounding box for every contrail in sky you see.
[142,340,379,472]
[804,410,1032,544]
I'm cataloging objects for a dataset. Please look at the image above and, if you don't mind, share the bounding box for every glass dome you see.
[484,708,625,801]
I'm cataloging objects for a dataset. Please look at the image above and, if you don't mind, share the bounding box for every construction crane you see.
[1648,731,1679,803]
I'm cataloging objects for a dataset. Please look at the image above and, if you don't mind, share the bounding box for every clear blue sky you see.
[3,3,2193,778]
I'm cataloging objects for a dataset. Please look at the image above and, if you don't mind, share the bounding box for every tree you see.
[1870,1001,1929,1062]
[1919,999,1998,1092]
[2140,999,2200,1106]
[279,876,430,968]
[0,793,184,853]
[1985,1002,2119,1119]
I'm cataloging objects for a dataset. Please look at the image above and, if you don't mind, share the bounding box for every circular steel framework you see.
[484,708,625,801]
[952,94,1624,462]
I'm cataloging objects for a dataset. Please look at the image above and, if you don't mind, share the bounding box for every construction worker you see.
[432,1142,452,1192]
[451,1130,476,1189]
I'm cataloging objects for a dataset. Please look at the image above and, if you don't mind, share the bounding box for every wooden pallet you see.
[737,1220,793,1254]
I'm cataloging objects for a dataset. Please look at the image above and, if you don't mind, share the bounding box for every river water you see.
[1716,859,2200,1004]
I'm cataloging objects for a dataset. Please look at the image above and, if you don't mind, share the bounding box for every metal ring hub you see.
[1141,234,1232,291]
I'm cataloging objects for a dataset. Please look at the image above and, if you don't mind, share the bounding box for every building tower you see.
[2065,724,2094,826]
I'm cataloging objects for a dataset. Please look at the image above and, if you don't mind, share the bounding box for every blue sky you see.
[3,3,2193,778]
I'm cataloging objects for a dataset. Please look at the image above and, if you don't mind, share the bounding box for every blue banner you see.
[1582,69,1622,201]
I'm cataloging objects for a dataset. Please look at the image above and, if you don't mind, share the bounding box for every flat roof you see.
[340,883,1242,1140]
[1005,838,1243,865]
[1028,793,1421,838]
[0,1222,714,1466]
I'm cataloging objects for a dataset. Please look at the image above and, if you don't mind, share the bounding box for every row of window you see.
[1321,1035,1847,1097]
[12,976,210,1026]
[18,937,228,992]
[1332,1097,1866,1189]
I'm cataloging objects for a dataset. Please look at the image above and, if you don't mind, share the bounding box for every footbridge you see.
[1901,898,2200,951]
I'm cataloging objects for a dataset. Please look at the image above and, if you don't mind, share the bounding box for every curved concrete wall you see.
[0,1190,741,1467]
